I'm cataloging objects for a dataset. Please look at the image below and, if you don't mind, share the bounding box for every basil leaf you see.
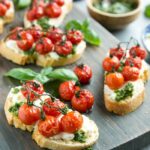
[41,67,53,76]
[47,69,78,81]
[73,130,87,143]
[15,0,31,9]
[5,68,37,81]
[145,5,150,18]
[37,17,51,30]
[65,20,82,31]
[35,74,50,84]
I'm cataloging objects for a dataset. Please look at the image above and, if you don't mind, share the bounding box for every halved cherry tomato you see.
[9,27,23,40]
[18,103,41,125]
[45,2,62,18]
[60,111,83,133]
[74,64,92,84]
[38,116,60,137]
[34,6,44,19]
[35,37,54,55]
[59,81,80,101]
[71,89,94,113]
[17,31,34,51]
[67,30,84,45]
[46,27,63,44]
[125,57,142,69]
[105,72,124,90]
[0,3,7,16]
[21,80,44,101]
[43,98,65,116]
[129,46,147,60]
[122,66,140,81]
[102,56,120,72]
[109,47,124,60]
[2,0,11,9]
[55,40,73,56]
[54,0,64,6]
[27,8,36,21]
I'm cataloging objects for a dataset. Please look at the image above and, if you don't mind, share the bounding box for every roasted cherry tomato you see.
[46,27,63,44]
[122,66,140,81]
[102,56,120,72]
[59,81,80,101]
[71,89,94,113]
[55,40,73,56]
[38,116,60,137]
[35,37,54,55]
[45,2,62,18]
[129,46,147,60]
[27,26,43,42]
[105,72,124,90]
[21,80,44,101]
[109,47,124,60]
[60,111,83,133]
[27,8,36,21]
[43,98,66,116]
[54,0,64,6]
[17,31,34,51]
[74,64,92,84]
[18,103,41,125]
[67,30,84,45]
[125,57,142,69]
[9,27,23,40]
[0,3,7,16]
[2,0,11,9]
[34,6,44,19]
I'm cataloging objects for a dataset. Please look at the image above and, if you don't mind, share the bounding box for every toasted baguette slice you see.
[104,79,145,115]
[0,40,33,65]
[32,116,99,150]
[4,90,34,132]
[36,41,86,67]
[24,0,73,28]
[0,1,14,34]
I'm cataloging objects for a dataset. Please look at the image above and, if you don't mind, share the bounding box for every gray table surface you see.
[74,1,150,150]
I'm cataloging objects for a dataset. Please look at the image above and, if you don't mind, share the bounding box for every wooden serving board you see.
[0,5,150,150]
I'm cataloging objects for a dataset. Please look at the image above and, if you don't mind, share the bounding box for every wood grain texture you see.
[0,5,150,150]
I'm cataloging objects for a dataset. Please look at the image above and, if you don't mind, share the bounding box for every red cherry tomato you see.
[105,72,124,90]
[125,57,142,69]
[45,2,62,18]
[34,6,44,19]
[122,66,140,81]
[109,47,124,60]
[59,81,80,101]
[71,89,94,113]
[46,27,63,44]
[21,80,44,101]
[38,116,60,137]
[60,111,83,133]
[2,0,11,9]
[54,0,64,6]
[102,56,120,72]
[27,9,36,21]
[35,37,54,55]
[27,26,44,42]
[67,30,84,45]
[43,98,66,116]
[0,3,7,16]
[55,40,73,56]
[17,31,34,51]
[129,46,147,60]
[74,64,92,84]
[18,103,41,125]
[9,27,23,40]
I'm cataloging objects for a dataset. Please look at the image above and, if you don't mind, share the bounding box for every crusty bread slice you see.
[0,40,33,65]
[32,117,99,150]
[36,41,86,67]
[0,1,14,34]
[4,95,34,132]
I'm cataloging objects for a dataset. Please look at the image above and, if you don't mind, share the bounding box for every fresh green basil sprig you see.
[145,4,150,18]
[5,67,78,84]
[14,0,31,9]
[65,19,101,46]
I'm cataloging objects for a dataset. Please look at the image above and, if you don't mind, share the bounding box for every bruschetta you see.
[0,0,14,34]
[0,26,86,67]
[24,0,73,29]
[102,41,150,115]
[4,80,99,150]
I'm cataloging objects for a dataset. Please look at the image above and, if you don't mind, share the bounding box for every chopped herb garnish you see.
[115,83,134,101]
[73,130,87,143]
[12,88,20,94]
[23,47,35,55]
[117,61,125,72]
[37,17,50,30]
[9,102,24,116]
[84,146,93,150]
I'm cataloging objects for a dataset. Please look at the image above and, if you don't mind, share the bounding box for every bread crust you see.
[4,95,34,132]
[32,118,99,150]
